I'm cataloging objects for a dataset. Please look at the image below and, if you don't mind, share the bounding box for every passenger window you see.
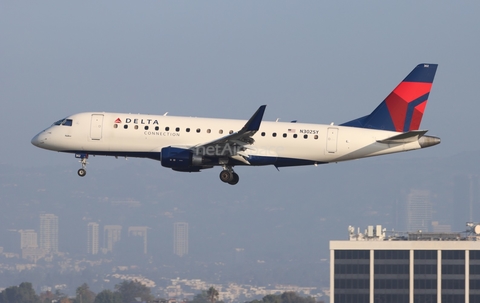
[144,126,149,130]
[229,130,233,134]
[165,127,170,131]
[293,134,298,138]
[219,130,223,134]
[124,125,128,129]
[155,126,159,131]
[114,124,118,129]
[134,125,138,130]
[186,128,190,132]
[272,133,277,137]
[304,134,308,139]
[314,135,318,139]
[196,128,201,133]
[261,132,265,136]
[175,127,180,132]
[283,133,287,138]
[207,129,211,133]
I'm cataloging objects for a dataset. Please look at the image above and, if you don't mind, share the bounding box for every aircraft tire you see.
[78,168,87,177]
[219,170,233,183]
[228,173,239,185]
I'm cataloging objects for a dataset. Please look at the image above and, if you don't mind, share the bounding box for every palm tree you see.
[206,287,219,303]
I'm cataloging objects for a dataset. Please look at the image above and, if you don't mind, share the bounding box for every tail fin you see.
[341,63,438,132]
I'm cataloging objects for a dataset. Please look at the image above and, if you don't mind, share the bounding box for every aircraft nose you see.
[31,132,45,147]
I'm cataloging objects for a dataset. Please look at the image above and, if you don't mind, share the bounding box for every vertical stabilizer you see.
[341,64,438,132]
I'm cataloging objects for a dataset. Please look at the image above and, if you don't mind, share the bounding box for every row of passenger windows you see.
[113,124,319,139]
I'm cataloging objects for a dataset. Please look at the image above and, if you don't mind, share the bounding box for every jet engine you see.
[160,146,210,172]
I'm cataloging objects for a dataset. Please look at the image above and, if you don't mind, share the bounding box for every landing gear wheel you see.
[76,154,89,177]
[219,170,233,183]
[228,172,239,185]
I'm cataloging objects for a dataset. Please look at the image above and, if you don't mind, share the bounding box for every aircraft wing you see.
[191,105,267,164]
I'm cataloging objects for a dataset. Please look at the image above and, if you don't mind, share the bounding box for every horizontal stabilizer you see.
[377,130,428,144]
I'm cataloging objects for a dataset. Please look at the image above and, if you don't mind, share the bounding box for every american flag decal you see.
[288,129,296,133]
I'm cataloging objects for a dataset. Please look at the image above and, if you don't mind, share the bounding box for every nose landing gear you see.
[75,154,88,177]
[219,166,239,185]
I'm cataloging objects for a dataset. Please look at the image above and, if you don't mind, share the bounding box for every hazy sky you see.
[2,3,480,282]
[2,1,480,168]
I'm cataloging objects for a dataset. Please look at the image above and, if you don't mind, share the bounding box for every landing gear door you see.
[326,127,338,153]
[90,114,104,140]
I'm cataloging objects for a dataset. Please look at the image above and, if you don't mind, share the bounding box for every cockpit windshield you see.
[53,118,73,126]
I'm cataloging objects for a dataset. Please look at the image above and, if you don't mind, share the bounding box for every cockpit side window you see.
[53,118,73,126]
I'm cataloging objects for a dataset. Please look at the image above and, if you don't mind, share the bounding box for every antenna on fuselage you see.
[163,112,168,116]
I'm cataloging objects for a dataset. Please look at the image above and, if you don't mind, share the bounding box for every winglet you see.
[242,105,266,132]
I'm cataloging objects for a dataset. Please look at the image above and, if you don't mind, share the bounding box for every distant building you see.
[330,224,480,303]
[128,226,148,254]
[19,229,38,249]
[406,189,432,232]
[174,222,188,257]
[87,222,99,255]
[39,213,58,253]
[453,174,480,232]
[432,221,452,233]
[19,229,44,262]
[103,225,122,253]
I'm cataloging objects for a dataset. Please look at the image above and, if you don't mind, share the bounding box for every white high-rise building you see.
[103,225,122,253]
[128,226,148,254]
[19,229,44,262]
[19,230,38,249]
[39,213,58,253]
[406,189,432,232]
[87,222,99,255]
[174,222,188,257]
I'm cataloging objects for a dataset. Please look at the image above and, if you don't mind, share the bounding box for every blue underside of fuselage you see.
[63,150,324,168]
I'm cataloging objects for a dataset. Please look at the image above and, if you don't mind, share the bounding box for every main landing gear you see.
[219,166,239,185]
[76,154,88,177]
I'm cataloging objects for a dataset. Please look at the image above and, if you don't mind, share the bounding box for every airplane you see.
[31,63,440,185]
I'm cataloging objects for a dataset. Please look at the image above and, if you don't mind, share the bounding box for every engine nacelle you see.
[161,147,210,171]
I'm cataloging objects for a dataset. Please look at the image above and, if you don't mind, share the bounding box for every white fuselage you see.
[32,112,426,167]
